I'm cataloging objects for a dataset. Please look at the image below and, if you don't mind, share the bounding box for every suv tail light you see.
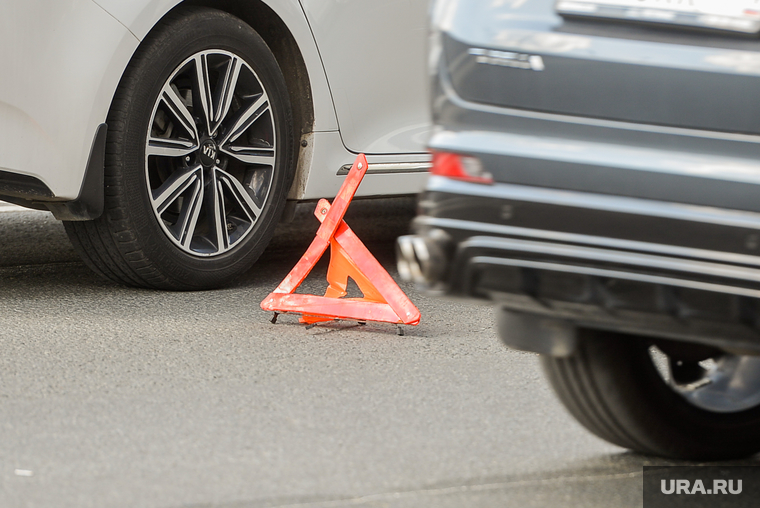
[430,152,493,184]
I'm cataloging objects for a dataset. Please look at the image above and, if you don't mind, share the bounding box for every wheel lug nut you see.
[185,156,190,162]
[216,159,221,164]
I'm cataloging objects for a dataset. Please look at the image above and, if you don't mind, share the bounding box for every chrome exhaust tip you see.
[396,229,451,285]
[396,235,425,283]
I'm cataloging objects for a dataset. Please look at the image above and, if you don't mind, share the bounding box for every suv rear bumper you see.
[400,176,760,354]
[416,10,760,354]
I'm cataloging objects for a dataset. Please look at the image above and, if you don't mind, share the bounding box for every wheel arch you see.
[181,0,316,143]
[99,0,330,132]
[90,0,336,203]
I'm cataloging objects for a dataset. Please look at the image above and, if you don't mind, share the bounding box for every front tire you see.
[65,7,295,289]
[542,329,760,459]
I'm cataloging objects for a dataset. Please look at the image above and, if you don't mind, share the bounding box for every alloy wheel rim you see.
[650,346,760,413]
[145,49,276,256]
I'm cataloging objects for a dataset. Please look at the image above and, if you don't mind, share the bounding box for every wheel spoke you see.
[216,178,229,250]
[193,53,214,135]
[219,93,269,146]
[147,137,197,158]
[220,146,275,166]
[152,165,203,214]
[207,169,229,252]
[160,84,198,140]
[211,56,243,136]
[217,167,262,219]
[179,176,204,249]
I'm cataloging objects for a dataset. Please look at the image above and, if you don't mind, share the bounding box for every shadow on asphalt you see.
[0,197,418,292]
[263,197,417,263]
[172,451,760,508]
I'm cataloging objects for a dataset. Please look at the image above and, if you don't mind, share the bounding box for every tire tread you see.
[540,330,760,459]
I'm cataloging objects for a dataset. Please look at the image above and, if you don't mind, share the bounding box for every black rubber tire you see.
[541,330,760,460]
[64,7,295,290]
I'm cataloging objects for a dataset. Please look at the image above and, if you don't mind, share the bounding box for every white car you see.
[0,0,430,289]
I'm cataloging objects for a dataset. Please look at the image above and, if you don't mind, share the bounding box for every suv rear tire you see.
[542,330,760,459]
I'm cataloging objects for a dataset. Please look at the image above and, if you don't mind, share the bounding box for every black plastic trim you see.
[46,123,106,221]
[497,310,577,357]
[0,124,106,220]
[0,170,54,200]
[417,189,760,259]
[444,236,760,354]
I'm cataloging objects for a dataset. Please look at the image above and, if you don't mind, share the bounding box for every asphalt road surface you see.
[1,200,757,508]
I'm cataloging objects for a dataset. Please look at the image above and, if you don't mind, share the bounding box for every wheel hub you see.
[199,139,219,168]
[650,346,760,413]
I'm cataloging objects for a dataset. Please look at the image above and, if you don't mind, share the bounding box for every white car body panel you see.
[0,0,138,200]
[296,131,430,199]
[94,0,339,132]
[1,0,429,205]
[300,0,431,155]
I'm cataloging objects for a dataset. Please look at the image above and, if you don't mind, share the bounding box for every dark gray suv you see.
[399,0,760,459]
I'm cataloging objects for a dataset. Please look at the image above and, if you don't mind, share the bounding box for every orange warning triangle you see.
[260,154,421,326]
